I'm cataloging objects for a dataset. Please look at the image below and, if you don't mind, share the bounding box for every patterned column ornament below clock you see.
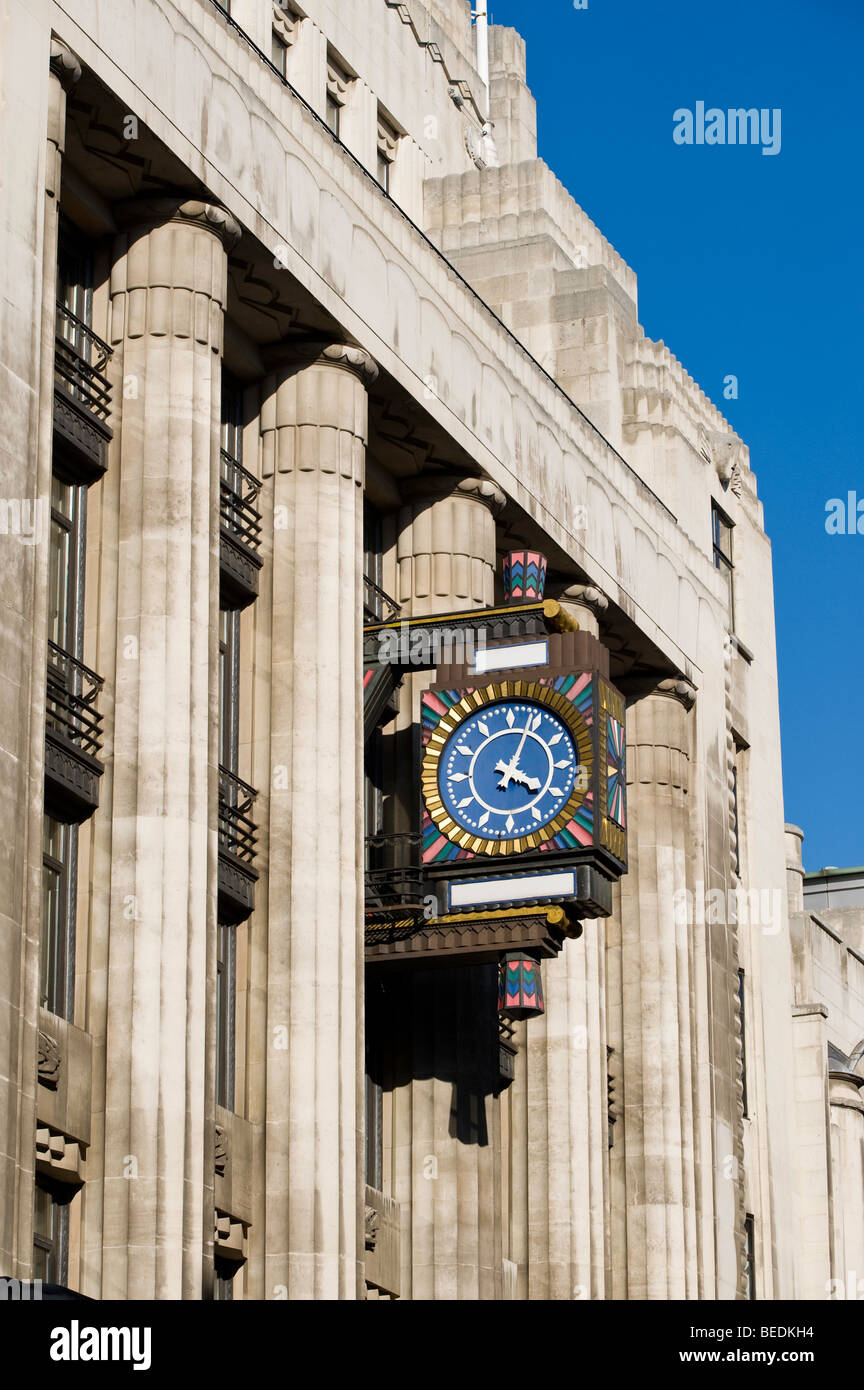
[498,952,545,1019]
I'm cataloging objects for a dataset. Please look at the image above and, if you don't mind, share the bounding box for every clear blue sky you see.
[487,0,863,871]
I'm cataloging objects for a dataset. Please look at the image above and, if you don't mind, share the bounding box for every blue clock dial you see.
[438,700,579,841]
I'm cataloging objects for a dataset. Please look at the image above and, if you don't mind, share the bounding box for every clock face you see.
[438,700,580,842]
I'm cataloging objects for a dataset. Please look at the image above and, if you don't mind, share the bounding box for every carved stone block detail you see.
[37,1031,61,1089]
[215,1124,229,1177]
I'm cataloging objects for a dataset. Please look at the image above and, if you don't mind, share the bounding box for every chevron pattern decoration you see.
[498,953,545,1018]
[502,549,547,602]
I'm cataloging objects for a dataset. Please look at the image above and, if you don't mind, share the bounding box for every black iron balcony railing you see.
[45,641,104,758]
[365,832,425,917]
[54,303,112,422]
[364,576,401,625]
[220,451,262,555]
[218,767,258,866]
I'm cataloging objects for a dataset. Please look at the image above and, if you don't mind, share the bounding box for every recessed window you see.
[737,969,748,1118]
[326,92,341,138]
[744,1213,756,1299]
[731,735,747,879]
[41,817,76,1020]
[326,51,352,138]
[376,110,399,194]
[48,473,84,656]
[711,501,734,624]
[215,1256,238,1300]
[271,31,288,76]
[33,1179,70,1285]
[216,922,236,1111]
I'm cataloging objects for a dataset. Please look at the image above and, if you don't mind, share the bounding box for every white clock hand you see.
[494,762,541,793]
[496,715,534,789]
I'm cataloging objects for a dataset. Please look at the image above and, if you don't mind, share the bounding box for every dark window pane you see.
[712,502,733,560]
[738,969,748,1118]
[271,32,287,75]
[219,609,240,774]
[33,1183,52,1238]
[48,514,72,651]
[48,476,84,656]
[215,1259,236,1300]
[216,924,236,1110]
[33,1182,70,1286]
[41,817,73,1018]
[744,1214,756,1299]
[41,863,63,1012]
[326,93,341,137]
[57,217,93,329]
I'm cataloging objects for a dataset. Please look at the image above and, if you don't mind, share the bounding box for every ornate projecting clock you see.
[422,681,594,858]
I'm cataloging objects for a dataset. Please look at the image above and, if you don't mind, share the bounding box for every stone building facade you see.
[0,0,860,1299]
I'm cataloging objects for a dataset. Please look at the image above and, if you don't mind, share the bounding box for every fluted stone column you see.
[389,476,503,619]
[515,583,612,1299]
[379,477,509,1299]
[261,341,376,1300]
[0,35,81,1279]
[614,678,700,1299]
[829,1072,864,1294]
[101,199,239,1299]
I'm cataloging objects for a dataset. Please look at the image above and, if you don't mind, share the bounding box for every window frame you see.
[41,816,77,1021]
[219,608,241,775]
[33,1178,71,1286]
[325,50,352,139]
[216,921,236,1111]
[270,29,289,76]
[711,500,735,626]
[57,215,94,350]
[48,471,87,660]
[737,968,748,1119]
[744,1212,756,1299]
[376,109,400,195]
[214,1256,238,1300]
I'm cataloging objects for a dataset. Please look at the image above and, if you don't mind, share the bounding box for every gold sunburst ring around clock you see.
[421,680,594,857]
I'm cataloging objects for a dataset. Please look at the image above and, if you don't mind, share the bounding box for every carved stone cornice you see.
[272,0,300,43]
[559,583,609,615]
[49,38,82,90]
[113,196,242,250]
[265,335,379,387]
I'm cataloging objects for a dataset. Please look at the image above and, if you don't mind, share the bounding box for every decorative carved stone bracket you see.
[36,1125,84,1184]
[214,1124,229,1177]
[700,427,745,497]
[365,1204,380,1252]
[37,1031,61,1090]
[215,1209,248,1265]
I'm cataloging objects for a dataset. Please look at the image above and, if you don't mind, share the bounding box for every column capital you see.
[265,335,379,387]
[113,196,242,249]
[401,472,507,517]
[654,677,697,710]
[559,582,609,615]
[49,38,82,89]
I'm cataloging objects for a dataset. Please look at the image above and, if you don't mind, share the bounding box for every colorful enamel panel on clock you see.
[421,677,595,859]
